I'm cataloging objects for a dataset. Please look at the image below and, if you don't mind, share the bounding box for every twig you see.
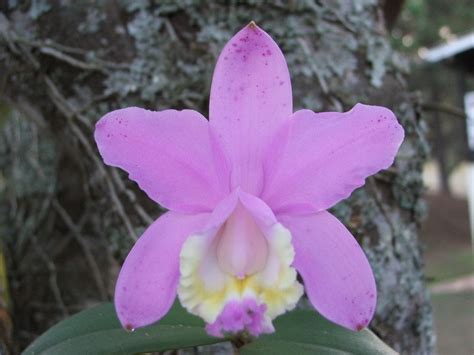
[43,73,138,240]
[110,170,154,225]
[43,76,92,128]
[31,236,69,317]
[52,199,108,300]
[68,120,138,240]
[77,92,115,115]
[4,14,146,242]
[420,102,466,120]
[297,37,329,94]
[164,19,179,42]
[8,31,129,71]
[367,178,397,237]
[43,38,91,55]
[321,7,357,34]
[39,46,107,73]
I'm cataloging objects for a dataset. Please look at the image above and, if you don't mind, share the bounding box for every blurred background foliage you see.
[393,0,474,181]
[393,0,474,50]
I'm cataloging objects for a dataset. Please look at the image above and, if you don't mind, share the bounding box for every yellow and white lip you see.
[178,197,303,334]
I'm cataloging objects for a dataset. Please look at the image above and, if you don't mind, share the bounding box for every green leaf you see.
[24,301,396,355]
[241,309,397,355]
[23,302,226,355]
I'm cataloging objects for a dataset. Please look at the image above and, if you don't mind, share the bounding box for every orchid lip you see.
[177,191,303,336]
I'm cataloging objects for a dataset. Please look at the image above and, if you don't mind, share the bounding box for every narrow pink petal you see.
[115,211,210,329]
[209,23,293,194]
[278,211,377,331]
[262,104,404,213]
[95,107,229,213]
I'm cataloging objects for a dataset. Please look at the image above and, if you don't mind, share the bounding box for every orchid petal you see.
[115,211,210,329]
[278,211,377,331]
[209,23,292,194]
[95,107,228,213]
[262,104,404,213]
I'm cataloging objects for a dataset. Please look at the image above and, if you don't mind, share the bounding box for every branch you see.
[52,199,108,300]
[421,102,466,120]
[42,74,140,240]
[0,15,129,73]
[32,236,69,317]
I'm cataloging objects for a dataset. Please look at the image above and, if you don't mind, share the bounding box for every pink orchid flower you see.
[94,23,404,337]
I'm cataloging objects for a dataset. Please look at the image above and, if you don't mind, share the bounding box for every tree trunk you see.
[0,1,434,353]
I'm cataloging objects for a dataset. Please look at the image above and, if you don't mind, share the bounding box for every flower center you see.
[177,193,303,336]
[216,204,268,279]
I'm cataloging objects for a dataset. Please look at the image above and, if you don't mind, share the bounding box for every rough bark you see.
[0,1,434,354]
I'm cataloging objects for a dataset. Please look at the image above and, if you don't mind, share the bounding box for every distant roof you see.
[423,31,474,62]
[420,32,474,74]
